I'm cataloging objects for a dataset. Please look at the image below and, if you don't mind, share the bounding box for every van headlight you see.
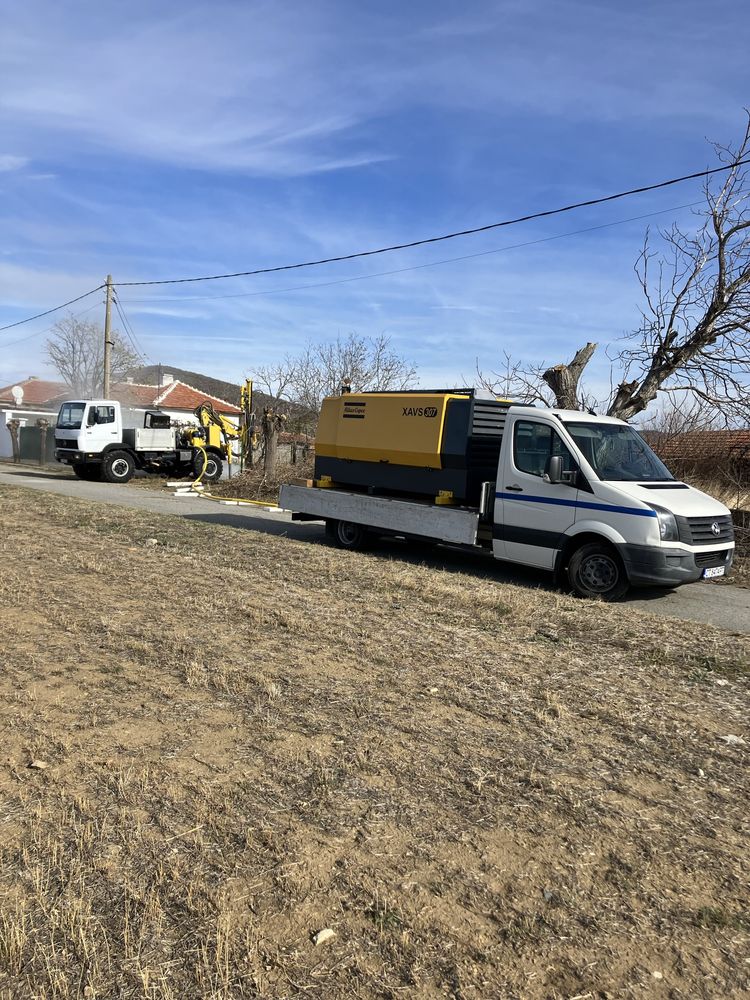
[650,505,679,542]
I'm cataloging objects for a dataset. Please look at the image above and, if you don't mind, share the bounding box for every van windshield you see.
[564,422,673,482]
[57,402,85,430]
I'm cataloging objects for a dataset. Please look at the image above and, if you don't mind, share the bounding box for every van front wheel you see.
[567,542,628,601]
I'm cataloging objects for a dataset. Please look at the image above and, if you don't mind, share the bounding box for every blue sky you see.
[0,0,748,401]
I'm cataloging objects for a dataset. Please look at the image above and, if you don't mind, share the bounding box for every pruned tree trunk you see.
[8,420,21,464]
[36,418,50,466]
[261,408,285,476]
[542,343,597,409]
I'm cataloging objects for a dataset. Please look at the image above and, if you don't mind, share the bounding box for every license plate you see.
[703,566,725,579]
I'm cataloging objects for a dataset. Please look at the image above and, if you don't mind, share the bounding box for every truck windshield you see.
[57,402,86,430]
[564,422,674,482]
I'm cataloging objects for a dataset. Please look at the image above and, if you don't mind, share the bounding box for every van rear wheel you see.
[567,542,628,601]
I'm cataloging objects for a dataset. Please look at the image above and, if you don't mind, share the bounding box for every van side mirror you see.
[87,409,97,426]
[545,455,563,484]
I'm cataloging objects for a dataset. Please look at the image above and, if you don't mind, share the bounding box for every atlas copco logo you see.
[402,405,438,417]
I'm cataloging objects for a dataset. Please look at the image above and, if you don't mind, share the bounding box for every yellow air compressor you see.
[314,389,519,504]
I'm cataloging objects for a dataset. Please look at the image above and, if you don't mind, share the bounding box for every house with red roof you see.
[648,430,750,476]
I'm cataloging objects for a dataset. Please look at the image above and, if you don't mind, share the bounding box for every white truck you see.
[54,399,228,483]
[280,390,734,599]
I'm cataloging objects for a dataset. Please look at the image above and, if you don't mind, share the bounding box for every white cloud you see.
[0,154,28,172]
[3,1,742,178]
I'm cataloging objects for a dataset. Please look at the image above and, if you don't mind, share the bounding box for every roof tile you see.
[0,378,69,406]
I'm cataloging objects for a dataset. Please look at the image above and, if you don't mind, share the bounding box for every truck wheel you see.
[102,450,135,484]
[567,542,628,601]
[324,519,337,539]
[73,463,101,482]
[193,451,223,483]
[334,520,369,550]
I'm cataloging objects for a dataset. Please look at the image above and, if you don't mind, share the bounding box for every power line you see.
[2,156,746,330]
[0,284,105,333]
[0,299,103,349]
[116,158,749,288]
[119,200,704,305]
[113,298,146,361]
[112,292,149,363]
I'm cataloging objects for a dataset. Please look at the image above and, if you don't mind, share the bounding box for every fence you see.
[18,426,56,464]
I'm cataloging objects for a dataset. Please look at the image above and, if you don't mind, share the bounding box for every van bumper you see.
[617,543,734,587]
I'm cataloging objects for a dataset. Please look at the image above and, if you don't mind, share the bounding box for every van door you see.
[494,417,579,569]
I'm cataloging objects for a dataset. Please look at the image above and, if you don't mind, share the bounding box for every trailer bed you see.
[279,484,480,547]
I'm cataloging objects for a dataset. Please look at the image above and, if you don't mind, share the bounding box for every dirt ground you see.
[0,483,748,999]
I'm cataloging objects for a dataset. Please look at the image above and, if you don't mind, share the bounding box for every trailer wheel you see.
[193,451,223,483]
[567,542,628,601]
[102,450,135,484]
[334,520,369,551]
[324,519,337,539]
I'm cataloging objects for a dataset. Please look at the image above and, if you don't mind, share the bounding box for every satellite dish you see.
[11,385,23,406]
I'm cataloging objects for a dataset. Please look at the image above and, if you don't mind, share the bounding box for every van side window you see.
[514,421,575,477]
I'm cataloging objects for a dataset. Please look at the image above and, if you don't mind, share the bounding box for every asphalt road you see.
[2,465,749,634]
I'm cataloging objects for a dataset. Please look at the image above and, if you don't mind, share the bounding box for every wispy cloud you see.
[0,154,28,172]
[4,1,740,179]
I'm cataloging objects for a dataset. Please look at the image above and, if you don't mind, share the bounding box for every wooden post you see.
[103,274,113,397]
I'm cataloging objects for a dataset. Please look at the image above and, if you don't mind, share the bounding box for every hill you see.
[129,364,275,410]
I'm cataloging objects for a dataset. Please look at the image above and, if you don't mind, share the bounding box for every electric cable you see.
[116,158,750,287]
[3,156,747,329]
[112,292,149,363]
[0,299,103,350]
[119,200,704,305]
[0,284,106,333]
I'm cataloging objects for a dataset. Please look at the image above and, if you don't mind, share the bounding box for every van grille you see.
[676,514,734,546]
[694,549,730,568]
[55,437,75,449]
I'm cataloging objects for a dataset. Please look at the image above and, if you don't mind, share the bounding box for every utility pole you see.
[103,274,113,397]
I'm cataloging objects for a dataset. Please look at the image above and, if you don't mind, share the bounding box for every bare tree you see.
[477,113,750,423]
[251,333,417,425]
[46,314,140,396]
[292,333,417,411]
[474,351,554,405]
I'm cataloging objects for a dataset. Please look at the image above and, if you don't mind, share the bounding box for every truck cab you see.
[55,400,122,457]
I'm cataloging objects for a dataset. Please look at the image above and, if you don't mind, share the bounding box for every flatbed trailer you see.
[281,484,488,548]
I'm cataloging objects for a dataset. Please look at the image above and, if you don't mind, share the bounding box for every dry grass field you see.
[0,483,748,999]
